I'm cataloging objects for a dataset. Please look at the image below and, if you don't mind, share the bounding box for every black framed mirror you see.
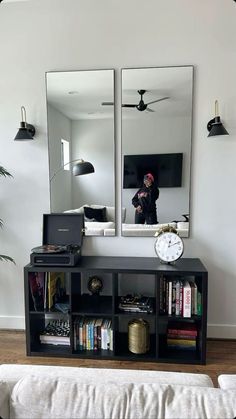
[121,66,193,237]
[46,69,116,236]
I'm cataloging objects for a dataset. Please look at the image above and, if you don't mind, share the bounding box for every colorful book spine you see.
[175,280,180,316]
[167,339,196,346]
[73,317,113,352]
[167,333,196,340]
[197,291,202,315]
[190,281,198,315]
[171,281,176,315]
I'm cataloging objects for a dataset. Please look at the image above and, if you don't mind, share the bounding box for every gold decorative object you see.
[128,318,150,354]
[87,276,103,295]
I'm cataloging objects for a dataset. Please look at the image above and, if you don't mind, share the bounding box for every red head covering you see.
[144,173,154,183]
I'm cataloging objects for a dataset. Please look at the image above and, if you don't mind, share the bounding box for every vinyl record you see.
[31,245,66,254]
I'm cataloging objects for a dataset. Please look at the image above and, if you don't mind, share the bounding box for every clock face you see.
[154,231,184,263]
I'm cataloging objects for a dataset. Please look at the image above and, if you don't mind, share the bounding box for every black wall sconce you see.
[207,100,229,137]
[14,106,36,141]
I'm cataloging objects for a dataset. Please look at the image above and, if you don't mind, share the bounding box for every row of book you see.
[73,316,113,351]
[167,322,198,351]
[160,276,202,318]
[29,272,67,312]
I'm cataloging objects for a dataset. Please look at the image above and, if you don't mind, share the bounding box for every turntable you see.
[30,214,84,267]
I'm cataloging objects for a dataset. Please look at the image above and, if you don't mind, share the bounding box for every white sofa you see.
[65,205,126,236]
[0,364,235,419]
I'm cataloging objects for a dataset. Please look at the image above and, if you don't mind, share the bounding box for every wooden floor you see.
[0,330,236,387]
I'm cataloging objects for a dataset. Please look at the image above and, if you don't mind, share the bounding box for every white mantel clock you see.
[154,225,184,264]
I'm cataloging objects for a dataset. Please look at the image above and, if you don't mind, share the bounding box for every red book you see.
[168,323,198,336]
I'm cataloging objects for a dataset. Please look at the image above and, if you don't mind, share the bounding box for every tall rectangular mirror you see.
[121,66,193,237]
[46,69,116,236]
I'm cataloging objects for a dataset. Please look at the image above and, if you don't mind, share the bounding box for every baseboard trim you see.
[0,316,25,330]
[207,324,236,339]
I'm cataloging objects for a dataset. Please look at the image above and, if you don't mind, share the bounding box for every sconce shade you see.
[14,106,36,141]
[14,122,36,141]
[207,116,229,137]
[73,160,95,176]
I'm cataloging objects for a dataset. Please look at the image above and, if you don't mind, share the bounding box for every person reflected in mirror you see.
[132,173,159,224]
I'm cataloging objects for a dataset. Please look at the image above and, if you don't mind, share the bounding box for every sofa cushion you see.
[64,205,126,223]
[84,206,107,222]
[104,228,115,236]
[0,380,10,419]
[0,365,214,389]
[218,374,236,390]
[84,221,115,236]
[10,375,236,419]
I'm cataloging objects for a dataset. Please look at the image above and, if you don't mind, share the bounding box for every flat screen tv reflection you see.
[123,153,183,189]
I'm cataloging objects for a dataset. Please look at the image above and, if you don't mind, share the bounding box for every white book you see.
[183,281,191,318]
[109,328,113,351]
[101,320,107,350]
[168,281,172,315]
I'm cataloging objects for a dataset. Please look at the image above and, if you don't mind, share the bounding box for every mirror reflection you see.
[46,69,115,236]
[121,66,193,237]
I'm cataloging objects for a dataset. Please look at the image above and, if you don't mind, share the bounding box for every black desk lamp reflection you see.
[50,159,95,182]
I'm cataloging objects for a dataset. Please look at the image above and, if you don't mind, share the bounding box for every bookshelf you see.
[24,256,208,364]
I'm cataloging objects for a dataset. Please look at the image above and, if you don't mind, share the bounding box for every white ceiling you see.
[46,66,193,120]
[46,69,114,120]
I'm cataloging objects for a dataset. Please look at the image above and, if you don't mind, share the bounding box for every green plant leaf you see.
[0,164,14,263]
[0,255,15,264]
[0,166,13,178]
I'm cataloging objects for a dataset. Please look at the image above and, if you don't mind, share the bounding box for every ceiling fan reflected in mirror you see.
[102,90,170,112]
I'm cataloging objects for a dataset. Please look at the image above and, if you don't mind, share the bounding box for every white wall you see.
[71,118,114,208]
[0,0,236,338]
[48,104,72,212]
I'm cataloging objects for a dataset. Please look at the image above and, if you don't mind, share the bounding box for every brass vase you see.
[128,319,150,354]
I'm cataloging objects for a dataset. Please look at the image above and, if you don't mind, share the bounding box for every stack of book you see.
[119,295,153,313]
[73,317,113,351]
[167,322,198,351]
[39,319,70,346]
[159,276,202,318]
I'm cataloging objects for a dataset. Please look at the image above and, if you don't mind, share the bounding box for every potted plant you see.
[0,165,14,263]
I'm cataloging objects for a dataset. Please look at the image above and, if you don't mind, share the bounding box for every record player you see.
[30,213,84,267]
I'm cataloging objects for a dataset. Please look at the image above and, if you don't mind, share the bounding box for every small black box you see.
[30,213,84,267]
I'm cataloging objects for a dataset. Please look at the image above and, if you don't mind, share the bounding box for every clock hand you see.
[168,241,181,247]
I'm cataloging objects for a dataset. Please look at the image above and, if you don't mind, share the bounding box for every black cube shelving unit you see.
[24,256,208,364]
